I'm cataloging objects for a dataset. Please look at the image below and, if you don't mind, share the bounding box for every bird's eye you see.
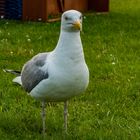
[65,16,69,20]
[79,15,82,20]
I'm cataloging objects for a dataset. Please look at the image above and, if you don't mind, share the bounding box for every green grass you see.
[0,0,140,139]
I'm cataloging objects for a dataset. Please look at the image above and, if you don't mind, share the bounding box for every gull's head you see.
[61,10,82,32]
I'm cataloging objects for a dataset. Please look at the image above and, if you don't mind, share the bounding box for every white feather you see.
[12,76,22,85]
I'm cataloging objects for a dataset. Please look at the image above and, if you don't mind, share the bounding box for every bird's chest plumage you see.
[50,56,88,90]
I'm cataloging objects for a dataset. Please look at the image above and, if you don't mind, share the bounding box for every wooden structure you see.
[88,0,109,13]
[22,0,109,22]
[64,0,88,12]
[22,0,63,22]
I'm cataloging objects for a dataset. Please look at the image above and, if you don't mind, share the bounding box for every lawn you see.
[0,0,140,139]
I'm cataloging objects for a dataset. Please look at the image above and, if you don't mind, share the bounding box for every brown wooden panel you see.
[22,0,47,21]
[46,0,60,15]
[88,0,109,12]
[22,0,61,21]
[64,0,88,12]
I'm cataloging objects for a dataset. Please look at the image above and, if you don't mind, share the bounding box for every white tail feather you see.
[13,76,22,85]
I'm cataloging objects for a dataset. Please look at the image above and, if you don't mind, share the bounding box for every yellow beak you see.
[73,20,82,31]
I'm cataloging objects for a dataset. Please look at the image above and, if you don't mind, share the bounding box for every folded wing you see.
[21,53,49,92]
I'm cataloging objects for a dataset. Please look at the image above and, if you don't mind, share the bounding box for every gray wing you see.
[21,52,49,92]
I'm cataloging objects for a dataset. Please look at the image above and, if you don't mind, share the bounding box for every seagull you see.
[4,10,89,135]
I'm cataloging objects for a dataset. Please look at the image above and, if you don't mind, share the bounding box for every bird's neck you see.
[54,31,84,60]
